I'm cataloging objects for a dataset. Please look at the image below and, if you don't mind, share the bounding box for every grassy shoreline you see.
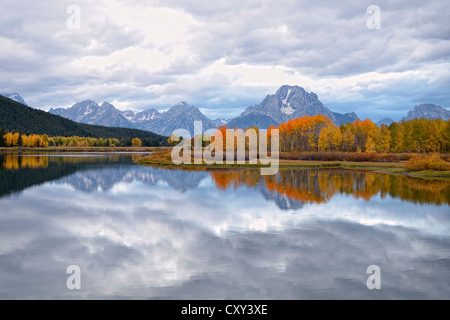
[1,147,448,179]
[0,146,170,153]
[136,151,450,179]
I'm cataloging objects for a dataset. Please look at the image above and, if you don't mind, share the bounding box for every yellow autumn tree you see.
[365,136,377,153]
[318,124,342,151]
[4,132,14,146]
[379,125,391,153]
[341,127,355,152]
[12,132,20,146]
[167,134,180,146]
[131,138,142,147]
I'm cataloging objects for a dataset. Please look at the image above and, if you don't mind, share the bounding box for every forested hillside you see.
[0,96,167,145]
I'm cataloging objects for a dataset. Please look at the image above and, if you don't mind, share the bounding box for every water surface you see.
[0,152,449,299]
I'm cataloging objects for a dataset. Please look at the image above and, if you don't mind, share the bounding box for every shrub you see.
[406,154,450,171]
[131,137,142,147]
[279,152,410,162]
[138,151,174,164]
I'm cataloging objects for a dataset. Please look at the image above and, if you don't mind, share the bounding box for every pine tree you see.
[17,133,23,147]
[0,128,5,147]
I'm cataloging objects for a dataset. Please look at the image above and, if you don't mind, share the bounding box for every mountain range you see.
[49,101,218,137]
[5,86,450,137]
[376,104,450,127]
[48,85,359,136]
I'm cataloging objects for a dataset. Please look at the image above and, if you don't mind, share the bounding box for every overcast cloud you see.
[0,0,449,121]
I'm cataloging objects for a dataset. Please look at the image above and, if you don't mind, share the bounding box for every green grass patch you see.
[407,170,450,178]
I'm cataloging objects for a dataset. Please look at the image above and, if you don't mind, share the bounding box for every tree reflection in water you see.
[210,169,450,205]
[1,153,448,206]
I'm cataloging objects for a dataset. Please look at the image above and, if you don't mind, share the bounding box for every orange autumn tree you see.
[278,114,333,152]
[215,125,228,152]
[212,125,259,153]
[266,124,277,151]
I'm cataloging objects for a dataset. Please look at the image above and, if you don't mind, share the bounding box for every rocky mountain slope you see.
[402,104,450,121]
[1,93,27,106]
[228,85,359,128]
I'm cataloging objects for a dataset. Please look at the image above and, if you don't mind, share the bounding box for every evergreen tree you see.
[17,133,23,147]
[0,128,5,147]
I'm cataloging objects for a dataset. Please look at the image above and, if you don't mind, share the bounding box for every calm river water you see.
[0,152,449,299]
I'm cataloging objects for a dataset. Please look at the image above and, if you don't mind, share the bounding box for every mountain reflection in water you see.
[0,152,449,299]
[1,153,449,206]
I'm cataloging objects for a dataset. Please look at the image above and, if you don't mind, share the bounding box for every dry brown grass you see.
[139,151,174,164]
[279,152,411,162]
[406,153,450,171]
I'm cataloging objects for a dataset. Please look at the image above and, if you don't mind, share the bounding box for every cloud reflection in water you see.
[0,154,449,299]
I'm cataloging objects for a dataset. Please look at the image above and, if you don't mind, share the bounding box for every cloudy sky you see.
[1,0,449,121]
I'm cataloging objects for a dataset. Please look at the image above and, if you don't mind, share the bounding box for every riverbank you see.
[0,146,171,153]
[2,147,448,179]
[136,150,450,179]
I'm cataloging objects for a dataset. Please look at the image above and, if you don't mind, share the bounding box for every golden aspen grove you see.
[169,115,449,155]
[0,131,141,148]
[272,115,450,153]
[4,116,449,153]
[168,116,449,155]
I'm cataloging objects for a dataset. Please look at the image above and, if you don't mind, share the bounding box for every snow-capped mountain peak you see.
[1,93,27,105]
[227,85,359,128]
